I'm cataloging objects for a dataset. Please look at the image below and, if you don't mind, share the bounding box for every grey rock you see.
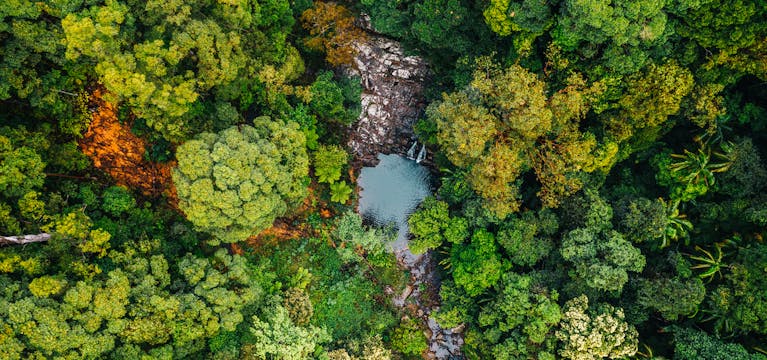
[347,35,430,167]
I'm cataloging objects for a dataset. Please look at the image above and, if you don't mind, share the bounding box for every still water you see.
[357,153,432,252]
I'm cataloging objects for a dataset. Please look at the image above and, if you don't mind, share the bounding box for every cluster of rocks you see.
[346,33,430,167]
[347,17,464,360]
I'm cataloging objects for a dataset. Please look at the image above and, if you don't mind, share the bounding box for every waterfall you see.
[415,144,426,163]
[406,141,418,160]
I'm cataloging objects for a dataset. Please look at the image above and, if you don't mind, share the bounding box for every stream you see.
[347,18,464,358]
[357,155,464,359]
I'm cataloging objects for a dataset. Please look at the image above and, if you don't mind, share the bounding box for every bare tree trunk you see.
[0,233,51,245]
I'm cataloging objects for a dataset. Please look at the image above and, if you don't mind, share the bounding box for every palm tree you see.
[686,237,737,282]
[667,142,734,188]
[659,198,693,248]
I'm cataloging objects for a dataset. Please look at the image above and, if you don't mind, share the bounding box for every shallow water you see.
[357,153,464,359]
[357,153,432,255]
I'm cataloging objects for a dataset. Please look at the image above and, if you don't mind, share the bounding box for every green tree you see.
[561,191,645,294]
[61,0,297,141]
[0,239,262,358]
[670,0,767,54]
[553,0,671,75]
[390,317,427,357]
[308,71,360,126]
[449,229,505,296]
[561,227,645,292]
[605,61,694,153]
[408,197,451,254]
[482,0,553,53]
[614,197,667,243]
[637,275,705,321]
[314,145,348,184]
[101,186,136,217]
[249,303,329,359]
[0,134,45,199]
[672,326,766,360]
[496,209,558,267]
[173,118,309,244]
[705,243,767,335]
[0,1,90,132]
[27,276,66,298]
[476,272,561,359]
[334,211,390,264]
[717,137,767,197]
[330,181,353,204]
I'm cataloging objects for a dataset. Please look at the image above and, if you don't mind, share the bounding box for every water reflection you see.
[357,153,432,252]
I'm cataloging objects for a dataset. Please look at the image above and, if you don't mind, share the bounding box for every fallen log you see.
[0,233,51,245]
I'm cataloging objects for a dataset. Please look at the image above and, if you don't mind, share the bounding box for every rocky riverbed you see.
[348,22,464,360]
[346,28,430,168]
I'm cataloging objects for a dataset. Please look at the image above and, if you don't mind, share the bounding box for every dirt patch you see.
[79,89,176,202]
[246,183,330,246]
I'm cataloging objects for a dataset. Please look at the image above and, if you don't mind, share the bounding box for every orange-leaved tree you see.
[301,2,368,67]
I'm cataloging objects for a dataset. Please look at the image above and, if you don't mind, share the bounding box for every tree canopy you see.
[173,118,308,243]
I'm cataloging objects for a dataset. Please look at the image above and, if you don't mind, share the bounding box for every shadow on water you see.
[358,153,432,255]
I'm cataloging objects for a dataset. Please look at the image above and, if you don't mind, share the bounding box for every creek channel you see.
[347,17,464,358]
[357,154,464,359]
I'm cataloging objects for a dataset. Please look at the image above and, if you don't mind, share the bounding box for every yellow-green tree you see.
[429,60,611,217]
[0,240,261,359]
[605,61,694,153]
[61,0,296,142]
[173,118,309,243]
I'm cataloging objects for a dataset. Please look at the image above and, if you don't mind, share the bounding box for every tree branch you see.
[0,233,51,245]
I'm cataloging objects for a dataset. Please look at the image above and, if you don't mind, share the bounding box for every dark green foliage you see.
[360,0,494,58]
[671,0,767,53]
[309,71,360,126]
[475,272,560,359]
[434,280,476,329]
[705,244,767,335]
[561,227,645,292]
[672,326,766,360]
[717,138,767,197]
[290,104,320,151]
[638,276,705,321]
[312,272,397,341]
[482,0,554,53]
[560,192,645,292]
[101,186,136,217]
[496,210,557,267]
[553,0,672,75]
[615,197,666,243]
